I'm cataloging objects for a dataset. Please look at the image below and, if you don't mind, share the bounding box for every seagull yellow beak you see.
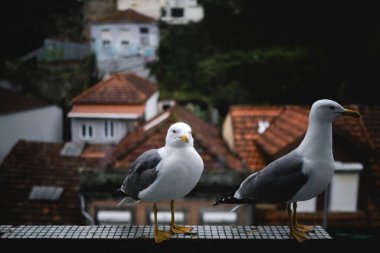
[342,109,361,118]
[180,134,189,143]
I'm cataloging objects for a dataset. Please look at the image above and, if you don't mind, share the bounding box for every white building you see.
[68,73,159,144]
[117,0,204,24]
[0,88,63,161]
[161,0,204,24]
[90,9,159,77]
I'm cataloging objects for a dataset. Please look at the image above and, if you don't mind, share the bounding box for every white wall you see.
[0,106,63,161]
[222,114,234,152]
[145,91,159,121]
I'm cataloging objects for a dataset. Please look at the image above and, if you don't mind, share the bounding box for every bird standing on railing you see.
[213,99,361,242]
[117,122,204,243]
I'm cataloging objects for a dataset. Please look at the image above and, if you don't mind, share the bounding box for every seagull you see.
[213,99,361,242]
[117,122,204,243]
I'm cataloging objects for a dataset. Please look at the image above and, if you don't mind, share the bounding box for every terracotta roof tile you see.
[228,106,283,170]
[111,106,244,171]
[72,73,158,105]
[94,9,156,24]
[0,141,105,225]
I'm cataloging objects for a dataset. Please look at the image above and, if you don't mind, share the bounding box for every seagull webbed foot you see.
[154,229,172,243]
[290,228,310,243]
[295,224,314,232]
[171,224,193,234]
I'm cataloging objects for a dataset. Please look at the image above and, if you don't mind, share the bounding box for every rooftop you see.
[71,73,158,105]
[111,105,244,171]
[0,141,105,225]
[93,9,157,24]
[0,87,48,115]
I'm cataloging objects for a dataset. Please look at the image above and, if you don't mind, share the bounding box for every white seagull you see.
[213,99,361,242]
[117,122,204,243]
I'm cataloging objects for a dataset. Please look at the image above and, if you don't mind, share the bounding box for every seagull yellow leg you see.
[153,203,171,243]
[293,202,314,232]
[170,200,193,234]
[287,203,310,243]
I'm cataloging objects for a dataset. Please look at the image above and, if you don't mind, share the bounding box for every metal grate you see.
[0,225,331,240]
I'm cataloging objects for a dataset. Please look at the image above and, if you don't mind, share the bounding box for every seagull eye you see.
[329,106,336,110]
[172,129,177,133]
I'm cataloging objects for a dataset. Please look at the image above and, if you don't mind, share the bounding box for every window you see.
[96,210,132,225]
[329,162,363,212]
[101,28,111,48]
[140,27,149,34]
[171,8,184,17]
[104,120,115,139]
[102,40,111,47]
[140,27,150,47]
[201,210,238,225]
[29,186,64,201]
[81,123,94,140]
[121,40,129,46]
[148,210,185,225]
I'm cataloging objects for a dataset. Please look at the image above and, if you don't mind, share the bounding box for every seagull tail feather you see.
[213,193,253,206]
[115,188,140,207]
[117,197,140,207]
[230,204,247,213]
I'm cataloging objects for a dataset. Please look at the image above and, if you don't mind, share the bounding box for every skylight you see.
[60,142,85,157]
[28,186,64,201]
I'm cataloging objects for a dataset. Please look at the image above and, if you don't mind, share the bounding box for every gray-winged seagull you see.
[117,122,204,243]
[213,99,361,242]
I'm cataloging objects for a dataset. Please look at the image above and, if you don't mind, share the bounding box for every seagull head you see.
[165,122,194,147]
[310,99,361,122]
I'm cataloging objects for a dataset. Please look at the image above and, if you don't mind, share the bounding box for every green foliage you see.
[150,0,380,117]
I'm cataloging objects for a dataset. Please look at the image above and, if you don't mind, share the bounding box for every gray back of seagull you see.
[238,151,308,203]
[121,149,161,200]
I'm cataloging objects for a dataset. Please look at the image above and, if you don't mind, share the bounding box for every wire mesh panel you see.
[0,225,331,240]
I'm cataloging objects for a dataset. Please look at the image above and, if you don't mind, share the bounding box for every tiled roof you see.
[227,106,283,170]
[0,87,47,115]
[94,9,156,24]
[228,104,374,169]
[256,105,373,159]
[72,73,158,105]
[256,106,309,159]
[111,105,244,171]
[0,141,105,225]
[361,106,380,154]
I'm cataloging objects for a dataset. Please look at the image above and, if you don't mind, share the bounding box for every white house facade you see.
[68,73,159,144]
[161,0,204,24]
[90,9,159,77]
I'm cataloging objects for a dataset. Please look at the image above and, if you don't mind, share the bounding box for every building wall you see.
[145,92,159,121]
[222,114,235,152]
[161,0,204,24]
[0,106,63,161]
[71,118,133,144]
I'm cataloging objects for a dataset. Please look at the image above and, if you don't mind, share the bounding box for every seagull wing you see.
[120,149,162,200]
[237,151,308,203]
